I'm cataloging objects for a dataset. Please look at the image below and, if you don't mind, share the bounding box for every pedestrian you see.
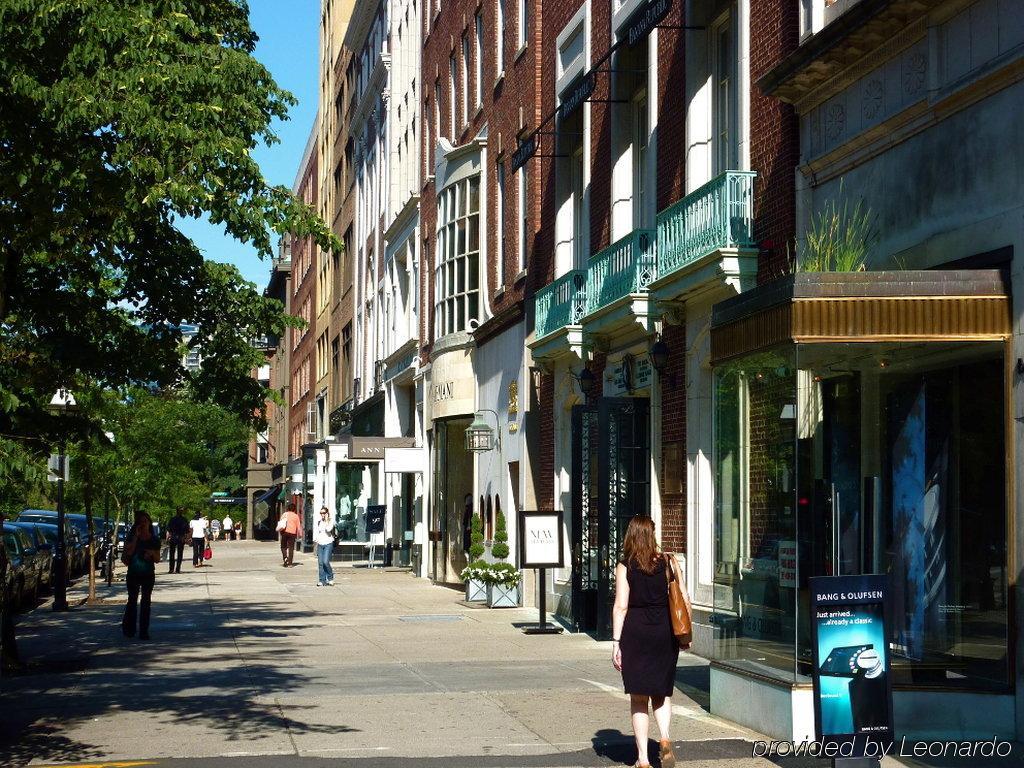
[189,511,208,568]
[314,506,336,586]
[276,502,301,567]
[612,515,681,768]
[121,512,161,640]
[165,507,188,574]
[222,513,234,541]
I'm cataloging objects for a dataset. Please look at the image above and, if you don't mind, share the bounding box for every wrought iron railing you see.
[656,170,756,277]
[535,269,588,340]
[584,229,657,316]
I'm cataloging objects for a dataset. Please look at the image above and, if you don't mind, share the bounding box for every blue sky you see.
[175,0,320,287]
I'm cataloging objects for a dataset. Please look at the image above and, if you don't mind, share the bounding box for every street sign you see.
[211,491,229,497]
[810,574,893,759]
[47,454,69,482]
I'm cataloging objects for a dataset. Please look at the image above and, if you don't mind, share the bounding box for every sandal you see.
[659,739,676,768]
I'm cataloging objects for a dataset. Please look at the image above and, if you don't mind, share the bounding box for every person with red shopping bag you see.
[277,502,302,567]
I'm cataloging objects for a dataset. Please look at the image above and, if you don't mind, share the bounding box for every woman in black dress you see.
[612,515,682,768]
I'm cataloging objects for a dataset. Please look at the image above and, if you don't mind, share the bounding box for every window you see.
[342,323,353,402]
[497,162,506,286]
[517,0,528,49]
[496,0,505,75]
[462,34,470,127]
[712,14,737,174]
[434,176,481,338]
[449,54,457,139]
[475,13,484,107]
[434,79,442,142]
[256,443,269,464]
[633,92,649,228]
[517,168,527,271]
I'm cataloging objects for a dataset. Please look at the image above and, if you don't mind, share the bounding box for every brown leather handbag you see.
[664,554,693,649]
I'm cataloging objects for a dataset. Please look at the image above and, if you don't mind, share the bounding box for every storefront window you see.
[335,463,376,543]
[711,341,1009,691]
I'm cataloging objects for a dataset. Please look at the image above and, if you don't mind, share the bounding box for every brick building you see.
[418,0,541,584]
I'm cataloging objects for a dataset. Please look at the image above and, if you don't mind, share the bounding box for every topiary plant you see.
[469,514,485,560]
[492,510,510,560]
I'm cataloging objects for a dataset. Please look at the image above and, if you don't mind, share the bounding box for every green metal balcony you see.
[584,229,657,317]
[535,268,588,340]
[656,171,756,277]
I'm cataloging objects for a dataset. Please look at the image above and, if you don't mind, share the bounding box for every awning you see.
[254,486,279,505]
[710,270,1011,364]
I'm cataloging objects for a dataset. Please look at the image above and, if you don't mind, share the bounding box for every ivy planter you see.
[486,580,521,608]
[466,578,488,602]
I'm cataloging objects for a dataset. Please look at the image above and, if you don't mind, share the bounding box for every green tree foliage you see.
[492,510,510,561]
[0,0,338,443]
[65,389,250,525]
[469,514,485,560]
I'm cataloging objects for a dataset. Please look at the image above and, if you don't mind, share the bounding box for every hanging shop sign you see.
[507,0,673,176]
[810,574,894,758]
[519,510,565,568]
[624,0,672,47]
[510,133,537,174]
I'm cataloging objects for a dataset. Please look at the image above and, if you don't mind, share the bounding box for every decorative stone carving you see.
[903,51,926,96]
[825,102,846,141]
[862,79,883,120]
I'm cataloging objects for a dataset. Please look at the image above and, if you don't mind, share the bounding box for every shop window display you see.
[711,341,1008,691]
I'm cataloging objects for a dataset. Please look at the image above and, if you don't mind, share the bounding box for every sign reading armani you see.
[510,132,537,174]
[624,0,672,47]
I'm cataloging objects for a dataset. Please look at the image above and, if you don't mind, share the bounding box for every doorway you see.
[571,397,651,638]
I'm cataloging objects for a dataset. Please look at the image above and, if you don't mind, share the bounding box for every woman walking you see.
[314,506,336,586]
[612,515,684,768]
[121,512,161,640]
[189,511,207,568]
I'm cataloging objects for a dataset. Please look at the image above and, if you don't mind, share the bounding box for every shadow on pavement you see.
[0,592,357,768]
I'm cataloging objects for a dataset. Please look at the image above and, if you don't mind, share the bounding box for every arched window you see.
[486,496,493,540]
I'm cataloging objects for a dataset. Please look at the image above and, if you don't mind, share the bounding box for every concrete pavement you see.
[0,541,1012,768]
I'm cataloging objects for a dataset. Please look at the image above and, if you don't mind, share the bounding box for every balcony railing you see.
[657,170,756,278]
[585,229,657,316]
[535,269,588,340]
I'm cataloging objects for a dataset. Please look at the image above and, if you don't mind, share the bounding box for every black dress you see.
[620,558,679,696]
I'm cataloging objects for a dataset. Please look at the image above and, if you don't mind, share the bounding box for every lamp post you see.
[46,390,77,612]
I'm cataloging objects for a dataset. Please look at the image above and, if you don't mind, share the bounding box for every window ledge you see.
[494,71,505,90]
[515,268,527,283]
[515,44,528,62]
[474,104,484,120]
[494,285,506,299]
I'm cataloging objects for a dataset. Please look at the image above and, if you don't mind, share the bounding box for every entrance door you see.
[571,397,651,637]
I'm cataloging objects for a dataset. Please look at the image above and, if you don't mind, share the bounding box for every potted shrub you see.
[461,515,487,602]
[485,511,521,607]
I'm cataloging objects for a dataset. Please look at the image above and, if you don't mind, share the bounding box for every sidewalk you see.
[0,541,1006,768]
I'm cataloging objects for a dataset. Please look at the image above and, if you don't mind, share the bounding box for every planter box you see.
[486,581,520,608]
[466,578,487,602]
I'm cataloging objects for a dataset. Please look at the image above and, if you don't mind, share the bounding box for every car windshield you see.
[3,532,18,555]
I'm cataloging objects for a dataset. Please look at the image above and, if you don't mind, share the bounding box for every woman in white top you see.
[189,512,208,567]
[313,506,336,586]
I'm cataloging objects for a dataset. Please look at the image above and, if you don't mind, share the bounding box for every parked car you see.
[31,522,66,589]
[18,510,88,575]
[3,523,42,609]
[2,529,26,609]
[8,522,53,593]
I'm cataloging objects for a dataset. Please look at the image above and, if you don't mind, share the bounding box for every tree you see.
[492,510,510,561]
[0,0,337,439]
[469,514,485,561]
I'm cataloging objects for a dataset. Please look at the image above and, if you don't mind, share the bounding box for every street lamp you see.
[46,389,77,612]
[465,411,500,453]
[569,366,597,401]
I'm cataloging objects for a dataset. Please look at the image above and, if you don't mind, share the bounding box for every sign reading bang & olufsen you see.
[624,0,672,47]
[560,70,597,120]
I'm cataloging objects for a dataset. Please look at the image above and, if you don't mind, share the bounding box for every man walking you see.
[277,503,301,567]
[165,508,188,574]
[189,511,208,568]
